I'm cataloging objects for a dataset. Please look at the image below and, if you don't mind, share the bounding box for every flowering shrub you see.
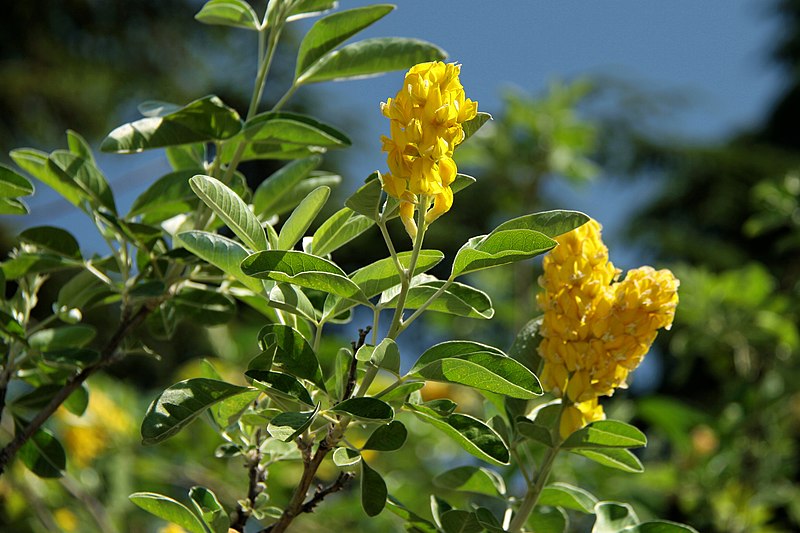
[0,2,695,532]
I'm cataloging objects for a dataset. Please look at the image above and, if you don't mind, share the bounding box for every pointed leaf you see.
[361,460,387,516]
[433,466,506,497]
[18,427,65,478]
[296,5,394,78]
[287,0,336,21]
[141,378,252,445]
[278,186,330,250]
[620,521,699,533]
[129,169,200,223]
[28,325,96,351]
[405,403,509,466]
[0,198,28,215]
[189,486,229,533]
[241,111,350,147]
[452,229,557,278]
[66,130,95,161]
[0,164,34,198]
[460,112,492,145]
[440,510,485,533]
[344,174,382,219]
[246,370,314,406]
[174,286,237,325]
[384,280,494,320]
[592,502,639,533]
[298,37,447,85]
[267,404,320,441]
[363,420,407,451]
[311,207,375,256]
[10,148,84,207]
[528,506,568,533]
[242,250,368,303]
[19,226,81,258]
[571,448,644,473]
[253,156,321,216]
[539,482,598,513]
[129,492,207,533]
[195,0,259,30]
[410,340,505,373]
[258,324,325,388]
[102,95,242,152]
[190,175,267,251]
[562,420,647,449]
[493,210,589,237]
[48,150,116,212]
[332,397,393,421]
[176,230,264,292]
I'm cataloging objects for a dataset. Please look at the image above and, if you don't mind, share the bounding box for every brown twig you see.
[0,305,151,476]
[230,428,266,531]
[300,471,353,514]
[342,326,371,401]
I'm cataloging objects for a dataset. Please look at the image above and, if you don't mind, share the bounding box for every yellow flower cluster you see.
[537,219,679,438]
[380,61,478,238]
[58,388,134,467]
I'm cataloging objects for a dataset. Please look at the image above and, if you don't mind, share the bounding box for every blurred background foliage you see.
[1,0,799,532]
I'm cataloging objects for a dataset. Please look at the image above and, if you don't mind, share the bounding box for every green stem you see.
[386,197,428,339]
[395,277,454,335]
[508,444,560,533]
[273,83,298,112]
[378,220,405,278]
[313,321,325,353]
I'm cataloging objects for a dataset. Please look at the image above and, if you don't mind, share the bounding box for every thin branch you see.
[300,471,353,514]
[0,305,151,477]
[230,429,266,532]
[342,326,371,402]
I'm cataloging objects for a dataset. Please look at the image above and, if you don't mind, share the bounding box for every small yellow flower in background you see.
[537,219,679,438]
[58,388,135,467]
[158,524,188,533]
[53,508,78,532]
[380,61,478,238]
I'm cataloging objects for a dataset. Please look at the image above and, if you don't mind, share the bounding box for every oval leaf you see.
[189,174,267,251]
[383,279,494,320]
[129,492,207,533]
[451,229,557,278]
[267,404,320,441]
[141,378,252,445]
[433,465,506,496]
[405,403,509,466]
[177,230,264,293]
[361,460,388,516]
[298,37,447,85]
[332,447,362,467]
[258,324,325,388]
[195,0,259,30]
[311,207,375,256]
[253,156,321,217]
[278,186,330,250]
[363,420,407,451]
[246,370,314,406]
[0,164,34,198]
[332,397,393,421]
[242,250,368,304]
[19,427,65,478]
[28,325,96,352]
[562,420,647,450]
[571,448,644,473]
[539,482,598,513]
[189,486,229,533]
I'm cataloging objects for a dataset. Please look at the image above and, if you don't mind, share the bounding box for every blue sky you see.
[9,0,785,248]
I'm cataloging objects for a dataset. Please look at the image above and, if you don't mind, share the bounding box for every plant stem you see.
[395,277,454,335]
[507,444,561,533]
[0,305,151,477]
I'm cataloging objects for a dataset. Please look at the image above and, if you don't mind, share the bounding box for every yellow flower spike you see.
[380,61,477,238]
[537,217,679,436]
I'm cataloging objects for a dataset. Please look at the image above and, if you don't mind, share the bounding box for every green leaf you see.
[361,460,387,516]
[509,317,543,373]
[66,130,95,162]
[10,148,84,207]
[528,506,568,533]
[571,448,644,473]
[246,370,314,406]
[516,418,554,448]
[344,174,382,220]
[592,501,639,533]
[278,186,330,250]
[174,286,236,326]
[19,226,81,259]
[311,207,375,256]
[253,156,321,216]
[405,403,509,466]
[189,174,267,251]
[129,492,207,533]
[28,325,96,351]
[1,253,78,280]
[141,378,251,445]
[0,164,34,197]
[432,465,505,496]
[365,337,401,374]
[460,112,493,146]
[41,348,100,369]
[363,420,407,451]
[63,384,90,416]
[267,404,320,441]
[412,352,541,399]
[440,510,485,533]
[0,310,24,339]
[562,420,647,450]
[242,250,369,304]
[102,95,242,152]
[539,482,598,513]
[138,100,182,117]
[410,341,505,372]
[451,229,557,278]
[380,381,424,403]
[129,169,200,223]
[296,4,395,78]
[385,497,438,533]
[241,111,351,148]
[264,172,341,219]
[383,279,494,320]
[176,231,264,293]
[332,397,393,421]
[620,521,699,533]
[298,37,447,85]
[287,0,336,21]
[0,198,28,215]
[48,150,116,212]
[492,210,589,237]
[189,486,229,533]
[265,283,318,323]
[258,324,325,388]
[195,0,259,30]
[333,447,361,467]
[18,427,65,478]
